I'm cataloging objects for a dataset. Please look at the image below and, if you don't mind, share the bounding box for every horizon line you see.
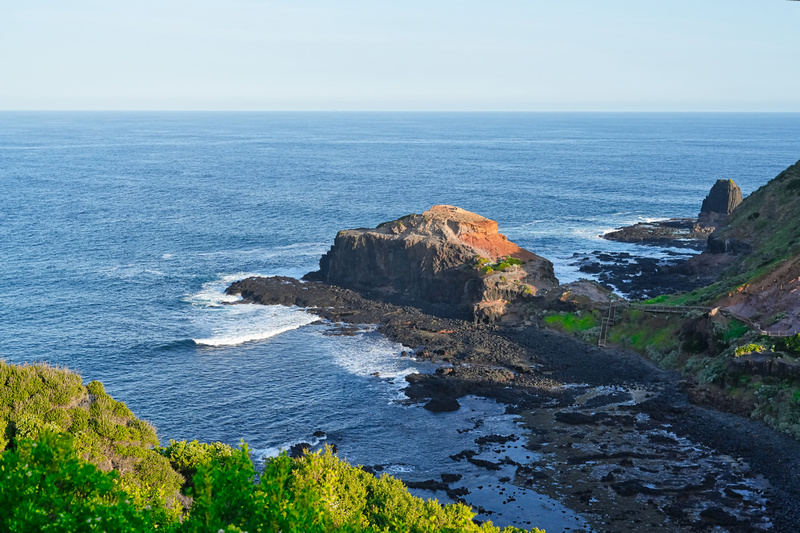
[3,109,800,114]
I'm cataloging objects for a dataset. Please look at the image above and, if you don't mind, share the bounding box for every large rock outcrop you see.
[698,179,743,228]
[305,205,558,320]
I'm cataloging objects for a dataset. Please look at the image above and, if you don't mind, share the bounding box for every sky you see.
[1,0,799,111]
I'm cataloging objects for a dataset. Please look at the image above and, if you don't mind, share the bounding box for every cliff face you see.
[308,205,558,318]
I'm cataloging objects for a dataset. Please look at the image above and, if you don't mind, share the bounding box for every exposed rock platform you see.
[226,274,800,532]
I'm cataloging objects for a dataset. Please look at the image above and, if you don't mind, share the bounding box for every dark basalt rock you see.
[288,442,311,458]
[707,233,753,255]
[700,179,743,216]
[423,396,461,412]
[698,179,743,230]
[403,479,449,491]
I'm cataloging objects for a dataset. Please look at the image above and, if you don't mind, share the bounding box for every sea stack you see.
[698,179,743,227]
[306,205,558,321]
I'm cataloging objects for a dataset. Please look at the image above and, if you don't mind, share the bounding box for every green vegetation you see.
[0,432,159,532]
[606,310,680,355]
[0,362,544,533]
[734,343,766,357]
[722,319,749,342]
[475,256,525,276]
[0,362,183,521]
[775,334,800,356]
[543,311,599,333]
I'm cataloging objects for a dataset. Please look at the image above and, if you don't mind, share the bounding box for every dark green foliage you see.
[753,384,800,440]
[0,362,178,517]
[180,446,539,533]
[786,179,800,192]
[722,320,749,342]
[0,434,542,533]
[0,432,157,532]
[775,334,800,356]
[543,312,599,333]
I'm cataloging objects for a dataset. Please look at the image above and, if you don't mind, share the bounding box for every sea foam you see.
[188,273,318,347]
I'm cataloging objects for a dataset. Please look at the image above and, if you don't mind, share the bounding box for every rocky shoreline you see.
[227,275,800,532]
[226,171,800,532]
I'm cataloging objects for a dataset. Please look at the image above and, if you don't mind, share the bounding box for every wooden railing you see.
[596,301,799,347]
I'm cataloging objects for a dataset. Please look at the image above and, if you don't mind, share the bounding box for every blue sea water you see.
[1,112,799,529]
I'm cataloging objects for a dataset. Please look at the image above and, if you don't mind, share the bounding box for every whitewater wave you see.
[251,433,328,461]
[193,310,318,347]
[187,273,318,347]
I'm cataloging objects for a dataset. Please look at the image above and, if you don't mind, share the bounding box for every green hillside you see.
[713,159,800,276]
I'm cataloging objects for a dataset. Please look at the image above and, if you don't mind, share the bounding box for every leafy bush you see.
[722,320,749,342]
[0,432,157,532]
[476,256,525,276]
[160,439,236,489]
[0,433,543,533]
[734,343,767,357]
[775,334,800,356]
[181,446,539,533]
[753,384,800,440]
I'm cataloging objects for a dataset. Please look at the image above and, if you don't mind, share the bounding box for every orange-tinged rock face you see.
[422,205,535,261]
[459,233,537,261]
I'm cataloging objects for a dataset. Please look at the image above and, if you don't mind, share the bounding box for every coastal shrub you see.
[608,312,679,354]
[0,431,157,532]
[0,432,546,533]
[775,334,800,356]
[122,453,184,522]
[0,363,546,533]
[0,363,178,516]
[160,439,236,487]
[694,357,729,385]
[734,344,766,357]
[476,256,525,276]
[722,320,749,342]
[753,384,800,440]
[187,446,538,533]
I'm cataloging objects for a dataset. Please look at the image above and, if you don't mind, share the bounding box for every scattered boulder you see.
[424,396,461,412]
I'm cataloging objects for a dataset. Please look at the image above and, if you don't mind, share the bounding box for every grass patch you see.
[543,311,599,333]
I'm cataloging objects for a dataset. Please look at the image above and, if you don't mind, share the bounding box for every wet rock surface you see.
[601,218,711,248]
[569,250,721,300]
[227,275,800,532]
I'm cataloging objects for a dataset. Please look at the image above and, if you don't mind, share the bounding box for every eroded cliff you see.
[305,205,558,320]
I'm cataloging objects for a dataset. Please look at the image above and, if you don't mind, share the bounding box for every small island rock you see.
[305,205,558,321]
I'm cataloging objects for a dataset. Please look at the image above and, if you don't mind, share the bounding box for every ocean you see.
[1,112,799,530]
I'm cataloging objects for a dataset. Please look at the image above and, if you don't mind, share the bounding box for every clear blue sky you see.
[2,0,799,111]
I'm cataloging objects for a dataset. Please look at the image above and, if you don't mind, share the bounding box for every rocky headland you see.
[571,178,747,299]
[602,178,743,249]
[227,178,800,532]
